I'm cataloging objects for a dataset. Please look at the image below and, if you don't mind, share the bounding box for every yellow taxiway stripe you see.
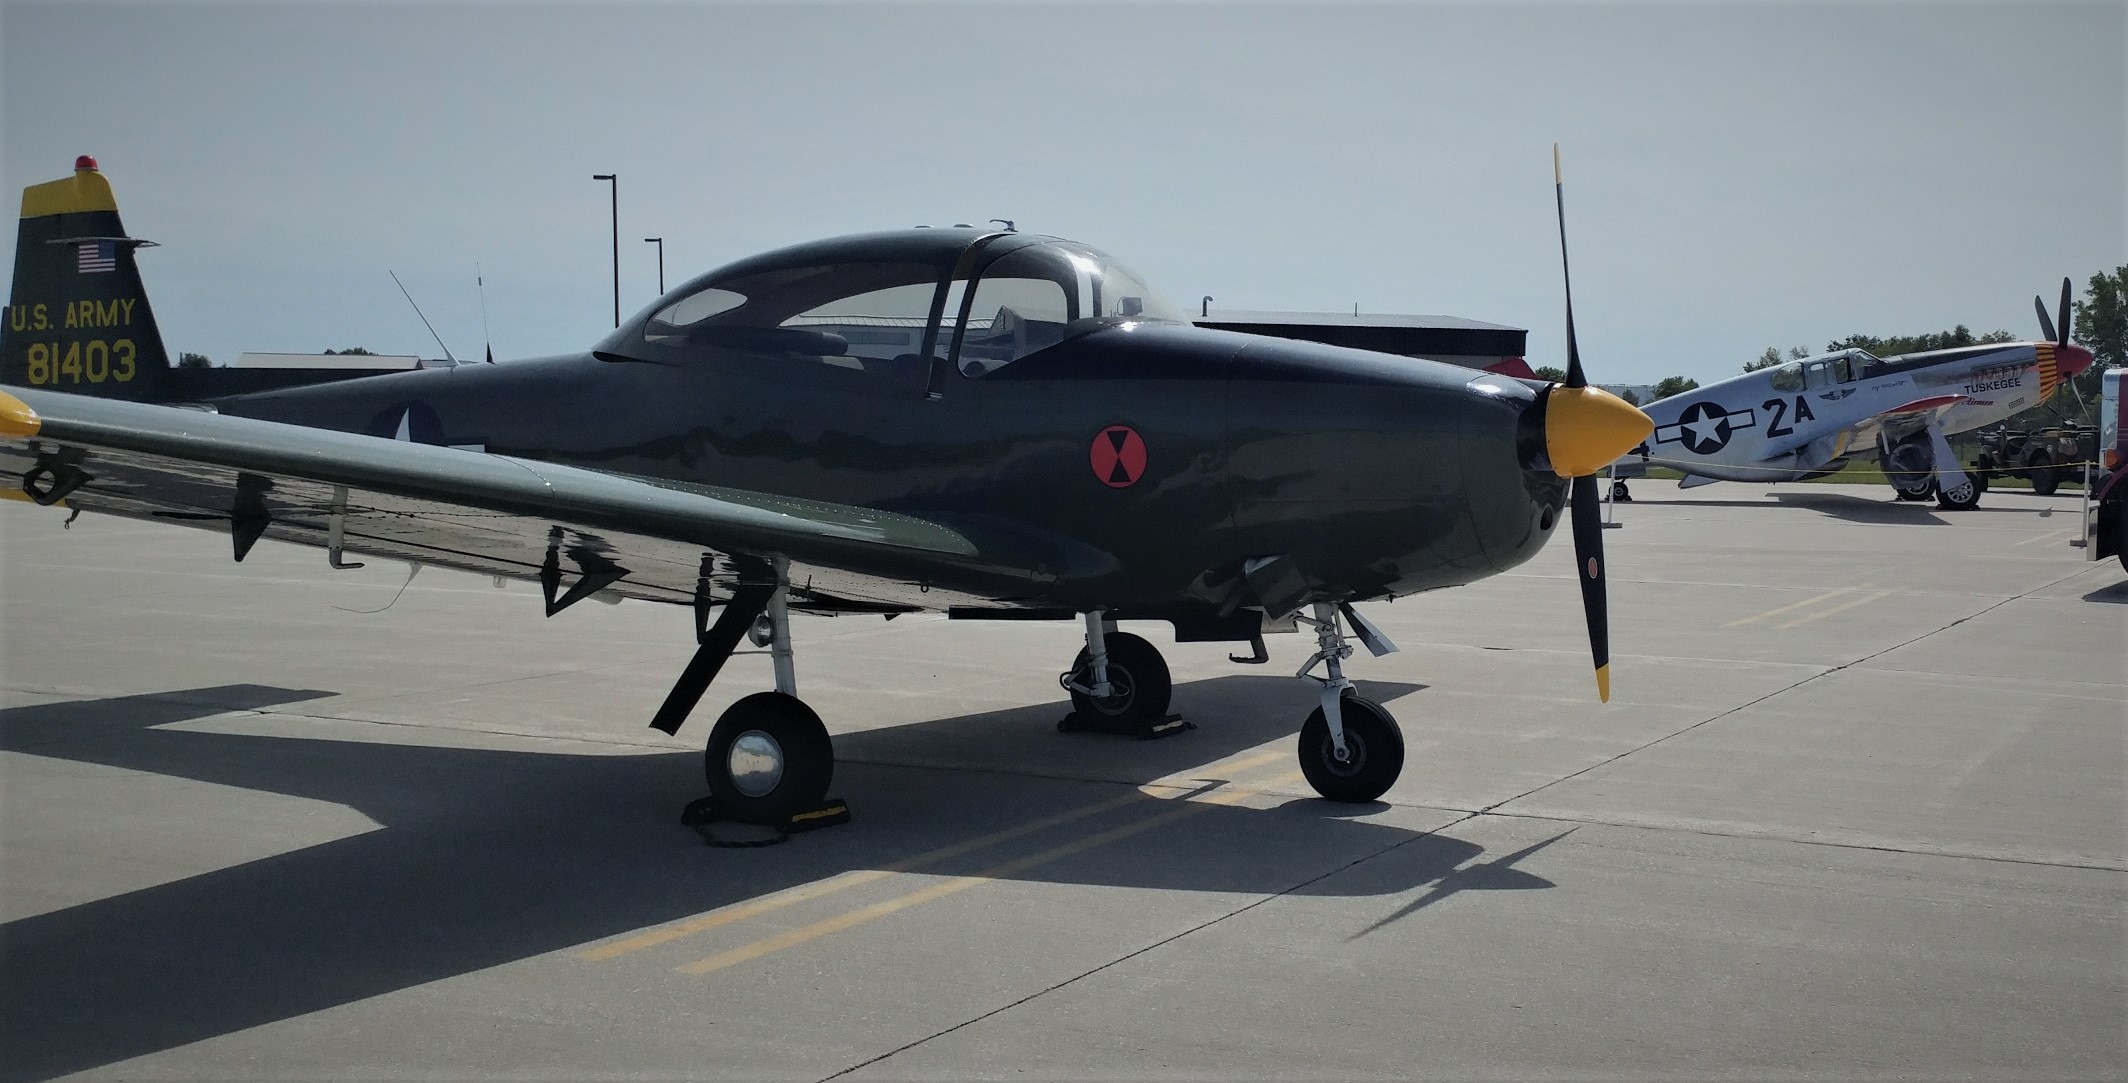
[1724,585,1871,628]
[577,747,1291,962]
[675,770,1310,976]
[1776,590,1893,629]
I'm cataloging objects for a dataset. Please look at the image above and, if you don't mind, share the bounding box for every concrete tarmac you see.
[2,483,2122,1081]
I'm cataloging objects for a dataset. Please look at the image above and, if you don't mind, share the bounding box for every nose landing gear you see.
[1294,602,1404,803]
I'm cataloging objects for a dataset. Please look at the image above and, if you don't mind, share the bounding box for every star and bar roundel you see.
[1090,424,1147,488]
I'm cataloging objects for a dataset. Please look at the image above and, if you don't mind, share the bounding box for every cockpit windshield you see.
[954,242,1185,375]
[616,232,1184,379]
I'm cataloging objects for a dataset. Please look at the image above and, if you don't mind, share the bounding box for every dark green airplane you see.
[1,155,1651,826]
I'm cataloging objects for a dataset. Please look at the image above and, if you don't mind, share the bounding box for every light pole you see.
[592,174,618,327]
[644,237,665,295]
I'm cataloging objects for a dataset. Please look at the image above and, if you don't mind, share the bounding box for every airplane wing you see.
[1754,394,1970,463]
[0,387,996,612]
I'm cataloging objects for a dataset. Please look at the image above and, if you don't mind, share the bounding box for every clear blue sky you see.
[4,1,2121,386]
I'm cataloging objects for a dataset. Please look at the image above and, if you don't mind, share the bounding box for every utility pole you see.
[644,236,665,295]
[592,174,618,326]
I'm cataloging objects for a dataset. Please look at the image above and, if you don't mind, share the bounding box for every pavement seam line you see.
[1476,563,2100,817]
[1478,809,2128,873]
[813,807,1482,1083]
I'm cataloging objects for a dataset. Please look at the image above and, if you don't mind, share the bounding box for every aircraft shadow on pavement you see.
[2082,579,2128,604]
[0,679,1547,1082]
[1659,492,1952,525]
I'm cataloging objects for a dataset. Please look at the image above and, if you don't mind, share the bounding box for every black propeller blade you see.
[2036,276,2073,348]
[1553,145,1585,390]
[1552,144,1610,702]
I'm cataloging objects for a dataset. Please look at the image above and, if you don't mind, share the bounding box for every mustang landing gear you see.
[1293,602,1405,803]
[1058,611,1180,737]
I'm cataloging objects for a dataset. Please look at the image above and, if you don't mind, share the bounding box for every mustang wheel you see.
[1937,470,1987,511]
[1298,695,1405,803]
[703,692,833,824]
[1068,631,1173,732]
[1885,441,1936,501]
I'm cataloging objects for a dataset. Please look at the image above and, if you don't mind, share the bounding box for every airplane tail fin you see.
[4,156,174,401]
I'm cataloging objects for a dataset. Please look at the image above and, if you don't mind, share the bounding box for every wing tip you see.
[0,390,42,438]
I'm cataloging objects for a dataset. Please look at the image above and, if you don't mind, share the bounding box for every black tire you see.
[2025,452,2060,496]
[1936,470,1987,511]
[1610,480,1633,502]
[703,692,833,824]
[1885,440,1936,501]
[1067,631,1173,732]
[1298,695,1405,803]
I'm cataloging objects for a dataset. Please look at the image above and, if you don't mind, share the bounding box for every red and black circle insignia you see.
[1090,425,1147,488]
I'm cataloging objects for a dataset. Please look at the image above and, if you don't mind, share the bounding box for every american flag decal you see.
[75,241,116,274]
[2035,343,2058,400]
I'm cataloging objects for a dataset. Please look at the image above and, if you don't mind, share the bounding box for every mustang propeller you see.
[1536,146,1655,703]
[2035,277,2072,347]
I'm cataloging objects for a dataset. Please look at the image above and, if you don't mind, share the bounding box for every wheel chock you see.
[679,795,851,847]
[1057,712,1192,740]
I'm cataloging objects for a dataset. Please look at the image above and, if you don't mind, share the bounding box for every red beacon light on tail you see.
[74,155,98,172]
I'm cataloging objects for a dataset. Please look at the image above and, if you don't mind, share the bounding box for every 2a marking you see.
[1760,395,1816,439]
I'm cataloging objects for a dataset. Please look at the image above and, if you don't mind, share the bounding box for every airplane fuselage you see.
[1635,343,2080,483]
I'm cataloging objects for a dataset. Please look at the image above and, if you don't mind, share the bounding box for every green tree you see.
[2072,265,2125,371]
[1787,345,1810,360]
[1531,365,1568,382]
[1652,375,1700,400]
[177,352,212,368]
[1827,325,2011,357]
[1616,388,1640,406]
[323,347,376,356]
[1744,347,1783,373]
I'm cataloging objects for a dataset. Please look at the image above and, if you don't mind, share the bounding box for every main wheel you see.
[1611,480,1633,502]
[1885,440,1936,501]
[2025,451,2060,496]
[1298,695,1405,804]
[1936,470,1987,510]
[1067,631,1173,732]
[703,692,834,824]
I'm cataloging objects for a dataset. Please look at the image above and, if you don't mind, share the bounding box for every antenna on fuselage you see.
[477,262,494,363]
[389,270,458,366]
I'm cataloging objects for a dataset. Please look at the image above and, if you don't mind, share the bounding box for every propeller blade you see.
[2035,294,2057,345]
[2057,276,2073,348]
[1553,144,1585,389]
[1569,472,1610,702]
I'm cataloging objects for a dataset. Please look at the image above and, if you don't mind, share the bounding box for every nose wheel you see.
[1293,602,1406,803]
[1298,694,1404,803]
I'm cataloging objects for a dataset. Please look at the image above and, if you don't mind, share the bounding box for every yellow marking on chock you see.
[0,390,41,438]
[1724,585,1869,628]
[1776,590,1892,630]
[675,771,1308,976]
[579,747,1294,963]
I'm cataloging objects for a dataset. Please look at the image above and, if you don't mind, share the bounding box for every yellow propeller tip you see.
[1595,664,1610,703]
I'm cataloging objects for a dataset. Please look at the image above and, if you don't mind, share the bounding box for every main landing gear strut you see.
[1058,610,1180,737]
[652,557,847,833]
